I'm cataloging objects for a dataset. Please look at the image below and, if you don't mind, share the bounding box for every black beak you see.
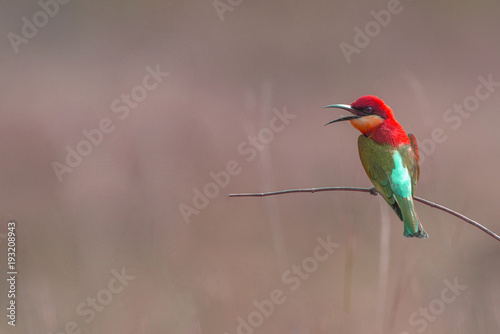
[324,104,361,126]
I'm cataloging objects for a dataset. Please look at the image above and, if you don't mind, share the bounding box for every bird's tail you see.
[397,196,428,238]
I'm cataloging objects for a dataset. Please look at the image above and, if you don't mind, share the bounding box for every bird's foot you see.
[369,187,378,196]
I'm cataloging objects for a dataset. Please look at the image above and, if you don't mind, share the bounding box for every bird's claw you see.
[369,187,378,196]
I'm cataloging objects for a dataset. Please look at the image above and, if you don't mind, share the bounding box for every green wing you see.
[357,135,402,220]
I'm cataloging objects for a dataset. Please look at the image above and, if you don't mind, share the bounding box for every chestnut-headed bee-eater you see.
[325,95,428,238]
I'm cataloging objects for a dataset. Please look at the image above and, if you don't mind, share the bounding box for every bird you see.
[324,95,428,238]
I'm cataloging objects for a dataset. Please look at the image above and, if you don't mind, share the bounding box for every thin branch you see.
[229,186,500,242]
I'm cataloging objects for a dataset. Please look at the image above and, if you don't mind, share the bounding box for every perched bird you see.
[325,95,428,238]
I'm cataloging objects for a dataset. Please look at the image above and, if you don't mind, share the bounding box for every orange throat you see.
[349,115,384,135]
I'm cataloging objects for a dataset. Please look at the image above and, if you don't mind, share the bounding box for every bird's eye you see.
[365,106,373,113]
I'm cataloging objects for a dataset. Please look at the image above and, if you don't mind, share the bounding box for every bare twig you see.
[229,186,500,242]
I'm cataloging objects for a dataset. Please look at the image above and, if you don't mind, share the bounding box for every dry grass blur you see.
[0,0,500,333]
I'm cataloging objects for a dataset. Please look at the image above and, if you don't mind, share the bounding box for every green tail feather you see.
[396,195,428,239]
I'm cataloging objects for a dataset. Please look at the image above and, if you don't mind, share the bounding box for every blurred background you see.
[1,0,499,333]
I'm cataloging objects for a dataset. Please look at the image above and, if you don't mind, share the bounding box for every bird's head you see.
[324,95,394,135]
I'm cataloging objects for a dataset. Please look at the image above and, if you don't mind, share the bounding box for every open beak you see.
[324,104,362,126]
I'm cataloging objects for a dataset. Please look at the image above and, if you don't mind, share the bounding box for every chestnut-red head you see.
[350,95,395,119]
[324,95,394,124]
[324,95,409,146]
